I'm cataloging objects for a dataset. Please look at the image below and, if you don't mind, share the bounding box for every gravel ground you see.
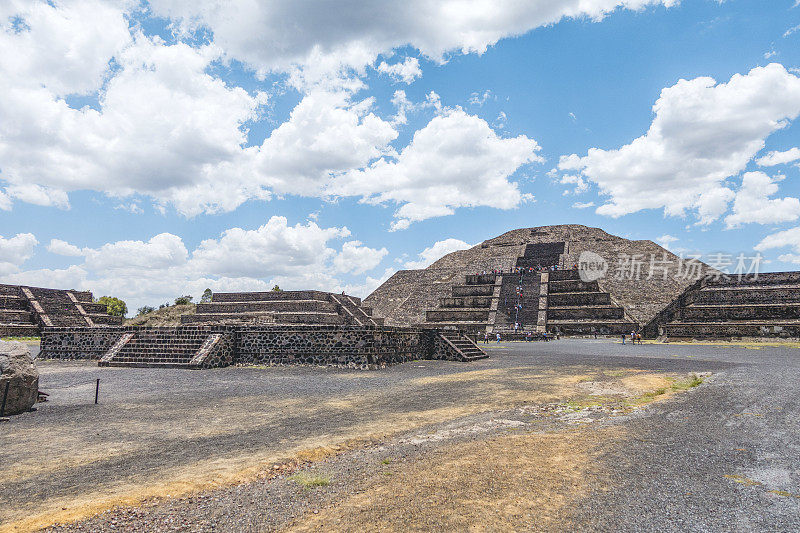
[5,339,800,531]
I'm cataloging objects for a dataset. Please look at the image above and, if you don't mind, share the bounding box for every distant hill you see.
[125,304,196,327]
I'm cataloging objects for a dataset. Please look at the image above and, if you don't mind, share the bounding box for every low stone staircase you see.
[438,330,488,361]
[98,328,220,368]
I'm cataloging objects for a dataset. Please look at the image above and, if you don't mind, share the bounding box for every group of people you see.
[476,262,576,277]
[622,330,643,345]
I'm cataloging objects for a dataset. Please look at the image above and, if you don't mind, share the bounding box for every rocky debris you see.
[0,340,39,415]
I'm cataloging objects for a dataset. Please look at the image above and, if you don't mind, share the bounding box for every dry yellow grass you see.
[289,426,625,532]
[2,367,703,532]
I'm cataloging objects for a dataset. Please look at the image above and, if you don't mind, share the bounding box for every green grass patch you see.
[380,458,393,465]
[289,472,331,489]
[666,373,704,391]
[1,336,40,342]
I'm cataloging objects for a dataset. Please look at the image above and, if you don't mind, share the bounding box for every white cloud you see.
[48,239,84,257]
[560,174,589,195]
[756,228,800,250]
[331,107,541,230]
[405,238,474,269]
[724,171,800,228]
[785,24,800,38]
[333,241,389,274]
[3,217,392,312]
[191,217,349,278]
[755,226,800,264]
[558,64,800,223]
[0,233,38,275]
[571,201,595,209]
[148,0,678,84]
[656,234,678,249]
[0,0,131,96]
[376,57,422,84]
[469,90,494,106]
[756,147,800,166]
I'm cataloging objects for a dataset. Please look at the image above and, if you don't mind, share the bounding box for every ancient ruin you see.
[15,225,800,371]
[0,284,122,337]
[366,224,800,340]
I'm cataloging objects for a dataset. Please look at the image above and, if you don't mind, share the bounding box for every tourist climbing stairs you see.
[99,328,215,368]
[438,330,488,362]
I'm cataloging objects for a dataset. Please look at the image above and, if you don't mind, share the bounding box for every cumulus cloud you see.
[48,239,84,257]
[3,217,391,311]
[376,57,422,84]
[755,226,800,264]
[405,238,474,269]
[558,64,800,223]
[756,147,800,166]
[148,0,678,83]
[331,107,541,230]
[333,241,389,274]
[0,233,38,275]
[724,172,800,228]
[0,0,677,226]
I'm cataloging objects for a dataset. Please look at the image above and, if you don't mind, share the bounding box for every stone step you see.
[689,288,800,305]
[548,292,611,306]
[681,303,800,320]
[182,311,344,325]
[664,320,800,338]
[451,285,496,297]
[426,309,491,322]
[547,280,599,293]
[439,297,493,308]
[0,324,40,336]
[0,284,21,296]
[197,300,338,313]
[547,305,625,320]
[100,361,200,369]
[0,295,27,310]
[0,309,33,322]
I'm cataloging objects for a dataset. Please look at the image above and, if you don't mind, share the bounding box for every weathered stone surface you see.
[0,341,39,415]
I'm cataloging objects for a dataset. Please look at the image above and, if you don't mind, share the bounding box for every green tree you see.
[201,288,213,303]
[136,305,155,316]
[271,285,282,291]
[174,295,193,305]
[98,296,127,317]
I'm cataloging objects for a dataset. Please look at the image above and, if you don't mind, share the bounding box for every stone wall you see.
[40,325,461,369]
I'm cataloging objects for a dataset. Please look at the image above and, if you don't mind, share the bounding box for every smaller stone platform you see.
[182,290,384,327]
[40,324,486,369]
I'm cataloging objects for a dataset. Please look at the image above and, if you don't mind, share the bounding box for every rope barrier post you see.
[94,378,100,404]
[0,380,10,417]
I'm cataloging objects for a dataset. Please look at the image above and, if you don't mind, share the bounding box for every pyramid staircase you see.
[421,274,502,335]
[181,290,384,326]
[437,330,488,361]
[646,272,800,338]
[0,283,122,337]
[98,328,226,368]
[545,269,638,335]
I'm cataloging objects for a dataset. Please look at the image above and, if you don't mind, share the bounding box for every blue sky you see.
[1,0,800,313]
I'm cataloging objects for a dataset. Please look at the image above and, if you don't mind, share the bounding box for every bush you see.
[272,285,282,292]
[98,296,128,317]
[201,288,213,303]
[174,295,193,306]
[137,305,155,316]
